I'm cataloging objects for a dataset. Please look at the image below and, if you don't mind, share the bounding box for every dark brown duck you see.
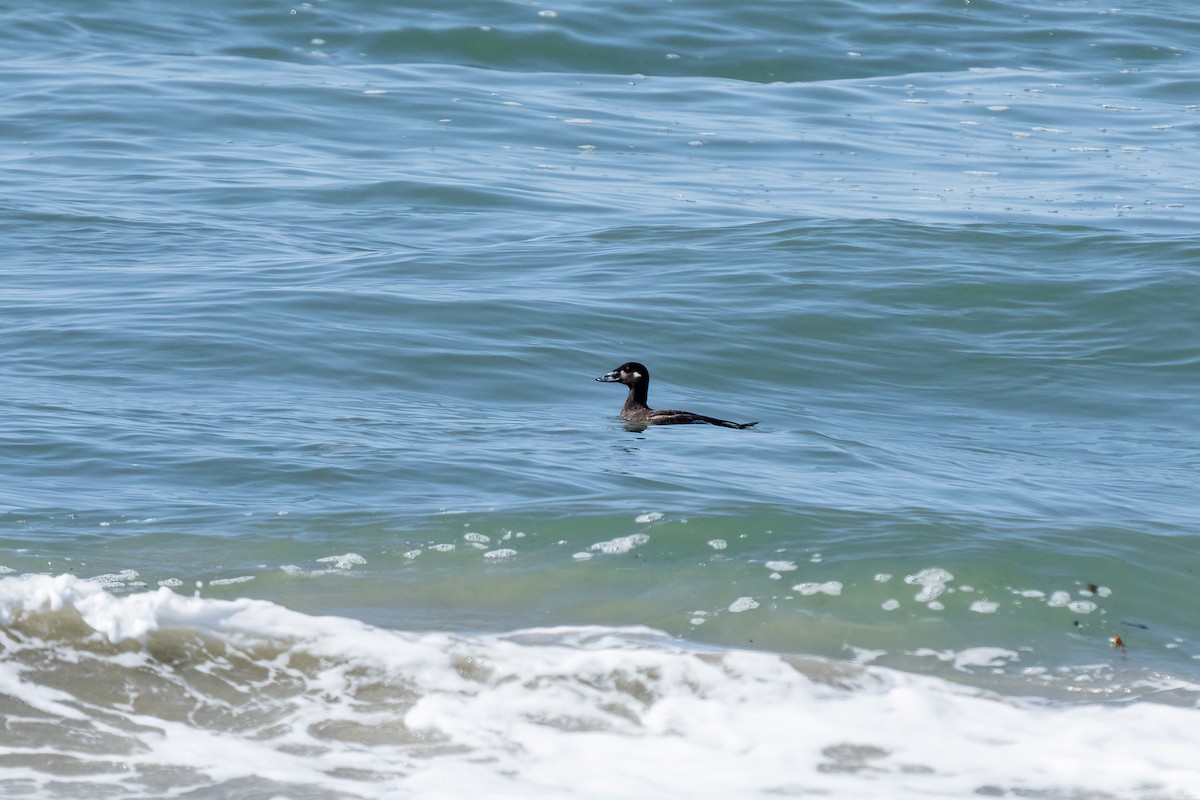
[595,361,758,429]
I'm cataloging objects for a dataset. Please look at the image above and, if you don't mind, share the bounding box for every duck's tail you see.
[700,416,758,429]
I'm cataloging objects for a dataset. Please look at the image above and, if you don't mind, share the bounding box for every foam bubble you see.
[765,560,797,572]
[728,596,759,613]
[209,576,255,586]
[792,581,843,596]
[316,553,366,570]
[904,567,954,603]
[635,512,663,524]
[914,646,1020,673]
[589,533,649,555]
[89,569,142,589]
[483,549,517,560]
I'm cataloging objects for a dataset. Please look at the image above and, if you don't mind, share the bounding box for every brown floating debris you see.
[1110,634,1125,650]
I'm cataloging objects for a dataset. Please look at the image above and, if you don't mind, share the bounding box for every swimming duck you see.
[595,361,758,429]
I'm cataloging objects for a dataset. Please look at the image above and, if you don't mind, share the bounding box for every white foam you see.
[208,576,255,586]
[913,646,1021,673]
[727,596,759,613]
[0,574,1196,800]
[88,569,142,589]
[792,581,843,596]
[904,567,954,603]
[1048,590,1072,607]
[316,553,366,570]
[588,533,649,555]
[483,549,517,560]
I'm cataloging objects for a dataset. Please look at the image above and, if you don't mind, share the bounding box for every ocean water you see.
[3,0,1199,797]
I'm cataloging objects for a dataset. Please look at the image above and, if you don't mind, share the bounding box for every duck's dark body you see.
[595,362,757,429]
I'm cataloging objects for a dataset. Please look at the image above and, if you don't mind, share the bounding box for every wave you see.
[0,573,1195,799]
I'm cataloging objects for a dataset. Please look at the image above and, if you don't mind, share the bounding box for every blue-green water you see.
[3,1,1199,797]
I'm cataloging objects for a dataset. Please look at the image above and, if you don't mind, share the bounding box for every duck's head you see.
[595,361,649,386]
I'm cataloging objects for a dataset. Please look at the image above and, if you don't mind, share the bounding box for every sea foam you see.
[0,574,1195,800]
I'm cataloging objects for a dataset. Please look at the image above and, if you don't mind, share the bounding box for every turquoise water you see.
[3,1,1199,797]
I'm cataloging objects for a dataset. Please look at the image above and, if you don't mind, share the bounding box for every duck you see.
[595,361,758,429]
